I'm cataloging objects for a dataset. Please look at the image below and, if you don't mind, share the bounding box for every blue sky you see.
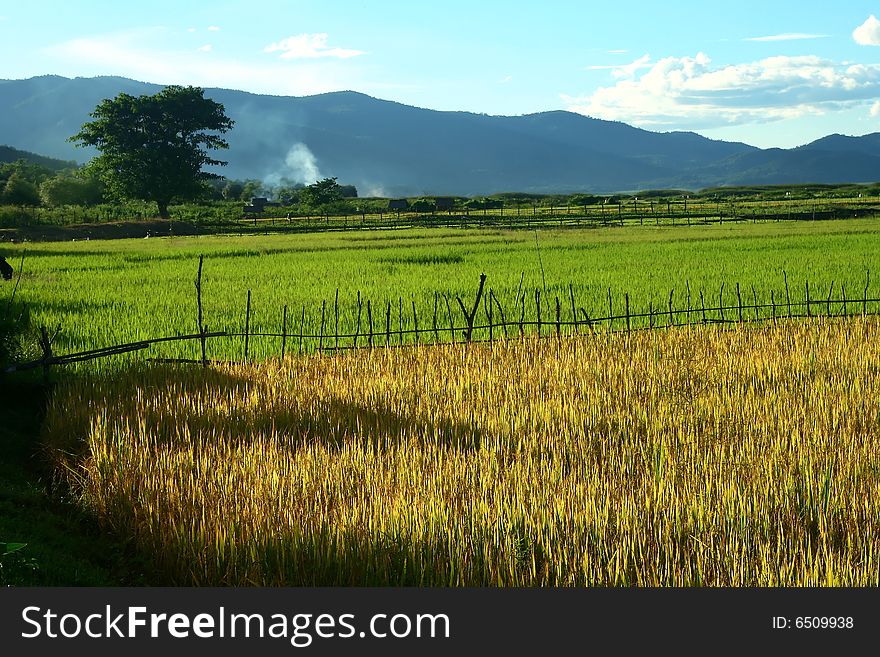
[5,1,880,147]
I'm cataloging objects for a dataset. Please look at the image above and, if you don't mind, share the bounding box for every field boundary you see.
[5,195,880,241]
[4,258,876,377]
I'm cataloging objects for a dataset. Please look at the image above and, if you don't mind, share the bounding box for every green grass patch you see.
[4,218,879,362]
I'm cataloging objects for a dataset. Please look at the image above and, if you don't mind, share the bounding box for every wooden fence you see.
[230,200,880,235]
[4,259,877,378]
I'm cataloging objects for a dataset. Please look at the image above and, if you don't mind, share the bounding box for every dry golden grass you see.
[44,317,880,585]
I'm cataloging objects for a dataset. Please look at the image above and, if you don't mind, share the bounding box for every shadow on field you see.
[48,363,489,585]
[65,363,484,454]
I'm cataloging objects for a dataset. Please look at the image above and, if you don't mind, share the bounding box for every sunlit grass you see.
[5,218,880,360]
[43,317,880,585]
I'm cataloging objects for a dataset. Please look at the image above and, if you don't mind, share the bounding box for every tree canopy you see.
[301,177,343,207]
[69,85,234,218]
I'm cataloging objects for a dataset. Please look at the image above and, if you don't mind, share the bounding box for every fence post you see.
[686,280,692,326]
[569,284,578,335]
[195,255,207,367]
[412,300,419,344]
[456,273,487,342]
[38,325,54,385]
[625,293,630,332]
[244,289,251,360]
[669,289,675,326]
[281,304,288,359]
[608,288,613,330]
[483,287,495,342]
[367,299,373,348]
[355,292,363,349]
[334,288,340,353]
[492,290,508,338]
[752,286,759,322]
[805,280,811,318]
[719,283,725,323]
[700,291,706,324]
[736,283,743,323]
[784,271,792,318]
[433,292,440,342]
[319,299,326,352]
[827,281,834,316]
[579,309,593,333]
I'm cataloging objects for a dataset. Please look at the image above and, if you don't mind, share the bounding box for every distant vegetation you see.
[0,145,76,172]
[2,144,880,233]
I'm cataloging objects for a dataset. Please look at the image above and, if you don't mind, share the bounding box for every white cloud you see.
[208,26,221,32]
[871,100,880,117]
[499,75,513,83]
[264,33,365,59]
[45,29,359,96]
[563,52,880,130]
[745,33,828,42]
[854,15,880,46]
[197,44,212,52]
[588,54,651,78]
[607,49,628,55]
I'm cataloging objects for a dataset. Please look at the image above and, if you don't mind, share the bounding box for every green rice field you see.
[4,217,879,361]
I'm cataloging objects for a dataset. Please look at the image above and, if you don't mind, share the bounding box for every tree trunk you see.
[157,200,170,220]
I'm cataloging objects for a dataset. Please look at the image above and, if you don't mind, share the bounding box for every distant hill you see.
[0,75,879,195]
[0,144,77,172]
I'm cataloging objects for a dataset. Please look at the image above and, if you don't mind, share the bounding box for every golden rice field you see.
[44,317,880,586]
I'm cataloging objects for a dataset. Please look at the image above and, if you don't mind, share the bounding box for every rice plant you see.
[42,316,880,586]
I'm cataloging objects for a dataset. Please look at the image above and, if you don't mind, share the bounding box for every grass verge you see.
[0,375,148,585]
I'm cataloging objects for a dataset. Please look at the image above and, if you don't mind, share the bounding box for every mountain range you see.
[2,74,880,197]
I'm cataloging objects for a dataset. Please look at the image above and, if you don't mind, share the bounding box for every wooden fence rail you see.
[4,262,877,376]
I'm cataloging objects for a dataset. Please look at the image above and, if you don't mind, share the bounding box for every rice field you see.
[6,218,880,360]
[43,316,880,586]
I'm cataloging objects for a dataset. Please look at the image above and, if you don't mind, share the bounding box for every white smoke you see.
[363,184,388,198]
[263,142,323,187]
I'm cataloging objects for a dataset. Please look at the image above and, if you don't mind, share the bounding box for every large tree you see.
[70,85,234,219]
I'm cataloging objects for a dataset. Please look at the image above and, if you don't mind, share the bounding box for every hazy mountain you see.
[0,144,76,171]
[1,75,879,195]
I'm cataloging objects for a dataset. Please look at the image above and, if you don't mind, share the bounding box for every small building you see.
[243,197,280,214]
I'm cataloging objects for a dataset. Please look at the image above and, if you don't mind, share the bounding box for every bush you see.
[0,304,36,370]
[0,206,35,228]
[3,173,41,206]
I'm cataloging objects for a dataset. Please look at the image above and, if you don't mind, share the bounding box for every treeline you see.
[0,156,361,211]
